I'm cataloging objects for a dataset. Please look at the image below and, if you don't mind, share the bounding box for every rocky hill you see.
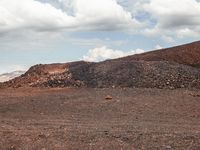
[1,41,200,89]
[119,41,200,67]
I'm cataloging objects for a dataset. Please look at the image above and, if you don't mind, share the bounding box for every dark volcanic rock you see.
[81,60,200,89]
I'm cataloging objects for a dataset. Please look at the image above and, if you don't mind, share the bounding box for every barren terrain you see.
[0,88,200,150]
[2,41,200,89]
[1,41,200,149]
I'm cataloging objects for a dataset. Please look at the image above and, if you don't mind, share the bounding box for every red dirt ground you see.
[0,88,200,150]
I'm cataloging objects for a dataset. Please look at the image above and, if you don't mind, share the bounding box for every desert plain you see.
[0,87,200,150]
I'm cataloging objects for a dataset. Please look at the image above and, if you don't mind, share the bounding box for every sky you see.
[0,0,200,73]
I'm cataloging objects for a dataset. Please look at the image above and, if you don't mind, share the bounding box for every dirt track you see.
[0,88,200,150]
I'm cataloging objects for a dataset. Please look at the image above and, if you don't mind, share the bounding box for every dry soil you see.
[0,88,200,150]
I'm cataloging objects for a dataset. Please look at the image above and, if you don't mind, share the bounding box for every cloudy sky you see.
[0,0,200,73]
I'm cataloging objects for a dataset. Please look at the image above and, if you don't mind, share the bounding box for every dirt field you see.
[0,88,200,150]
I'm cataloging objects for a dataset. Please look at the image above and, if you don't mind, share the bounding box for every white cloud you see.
[176,28,199,38]
[1,0,198,43]
[67,37,127,47]
[155,44,162,50]
[83,46,144,62]
[0,0,141,34]
[74,0,142,31]
[161,35,174,43]
[143,28,175,43]
[142,0,200,39]
[0,0,77,33]
[144,0,200,28]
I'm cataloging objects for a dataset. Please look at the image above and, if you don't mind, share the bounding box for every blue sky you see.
[0,0,200,73]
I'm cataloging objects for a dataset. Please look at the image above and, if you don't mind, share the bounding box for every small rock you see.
[9,145,16,150]
[166,145,172,149]
[105,95,113,100]
[104,130,109,135]
[180,85,185,88]
[38,134,46,138]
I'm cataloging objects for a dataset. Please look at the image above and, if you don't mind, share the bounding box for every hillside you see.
[2,41,200,89]
[119,41,200,67]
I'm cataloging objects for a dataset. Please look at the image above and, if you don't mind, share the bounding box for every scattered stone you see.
[105,95,113,100]
[9,145,16,150]
[189,93,200,97]
[166,145,172,149]
[38,134,46,139]
[180,85,185,88]
[104,131,109,135]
